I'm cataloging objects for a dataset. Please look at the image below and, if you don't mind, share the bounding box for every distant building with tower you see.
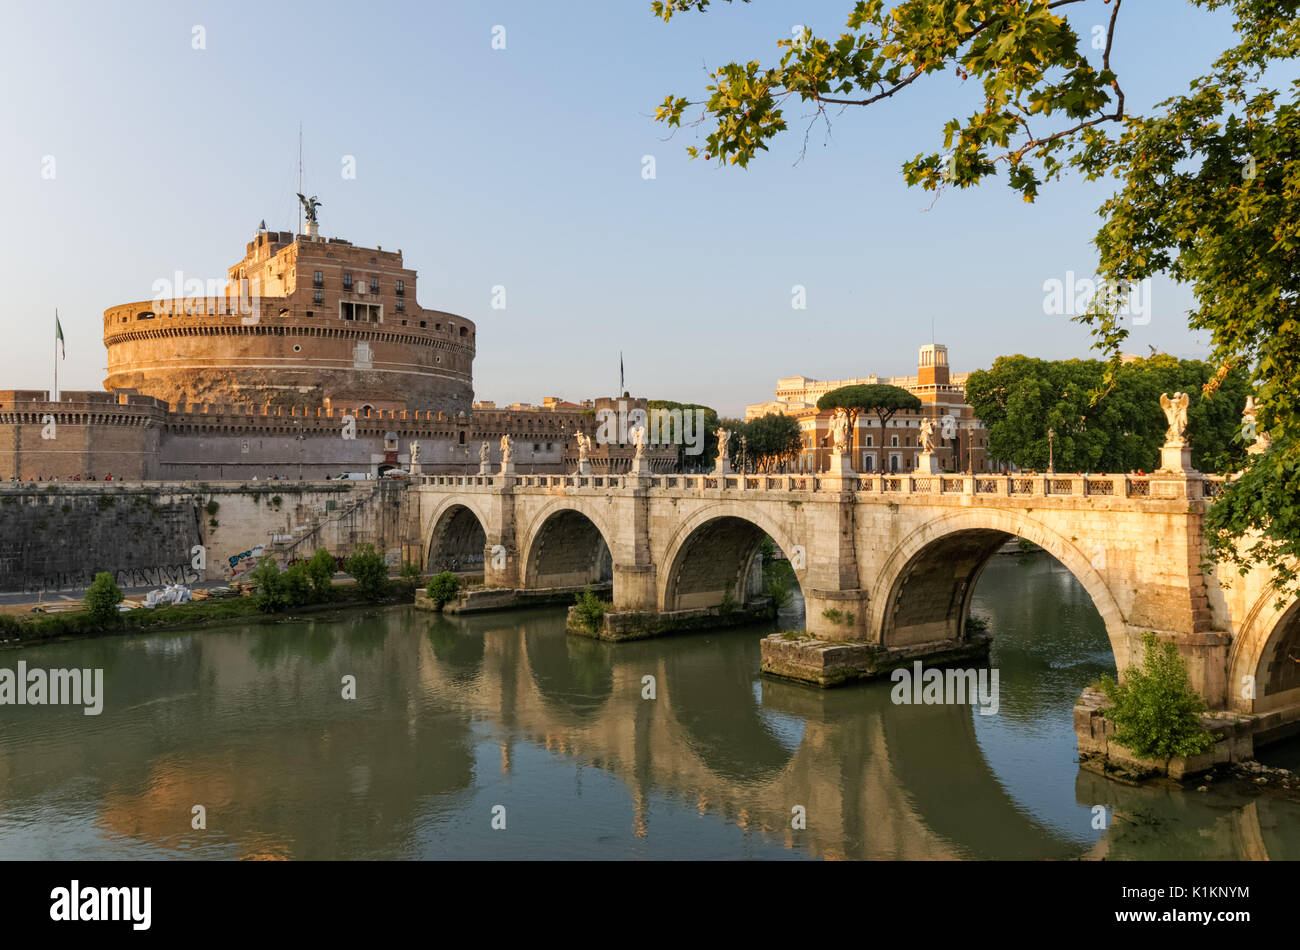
[745,344,990,473]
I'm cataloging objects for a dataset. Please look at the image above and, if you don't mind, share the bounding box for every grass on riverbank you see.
[0,578,423,646]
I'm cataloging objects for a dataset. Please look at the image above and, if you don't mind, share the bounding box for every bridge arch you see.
[870,509,1129,668]
[1227,587,1300,713]
[425,498,489,573]
[658,504,807,613]
[519,501,614,590]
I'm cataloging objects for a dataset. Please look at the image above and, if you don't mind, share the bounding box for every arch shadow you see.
[426,502,488,573]
[870,510,1129,668]
[1228,587,1300,713]
[658,506,808,614]
[519,504,613,590]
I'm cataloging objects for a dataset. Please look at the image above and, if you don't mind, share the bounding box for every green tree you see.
[648,400,719,471]
[426,571,461,609]
[1100,632,1217,762]
[250,557,295,612]
[652,1,1300,599]
[306,548,337,598]
[281,562,313,608]
[344,543,389,602]
[83,572,123,625]
[817,384,921,460]
[249,557,287,612]
[740,412,804,472]
[966,354,1250,473]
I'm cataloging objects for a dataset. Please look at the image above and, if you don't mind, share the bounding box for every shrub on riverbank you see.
[306,548,338,597]
[426,571,461,610]
[344,544,389,601]
[1100,631,1217,761]
[84,572,123,625]
[572,586,608,634]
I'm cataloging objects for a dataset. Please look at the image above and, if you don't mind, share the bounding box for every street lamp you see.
[1048,428,1056,474]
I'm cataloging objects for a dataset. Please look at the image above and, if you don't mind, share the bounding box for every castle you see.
[0,222,671,481]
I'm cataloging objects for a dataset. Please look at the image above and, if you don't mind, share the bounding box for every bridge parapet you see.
[416,471,1225,506]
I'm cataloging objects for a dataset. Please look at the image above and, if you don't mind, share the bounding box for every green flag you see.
[55,313,64,359]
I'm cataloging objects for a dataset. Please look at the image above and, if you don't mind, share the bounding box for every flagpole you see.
[53,308,58,402]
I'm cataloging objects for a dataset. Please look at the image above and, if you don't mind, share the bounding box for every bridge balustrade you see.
[413,469,1227,503]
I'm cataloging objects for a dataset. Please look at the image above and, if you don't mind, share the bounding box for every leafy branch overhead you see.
[653,0,1126,195]
[653,0,1300,603]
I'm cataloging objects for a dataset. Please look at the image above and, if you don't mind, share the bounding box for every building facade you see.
[745,344,990,473]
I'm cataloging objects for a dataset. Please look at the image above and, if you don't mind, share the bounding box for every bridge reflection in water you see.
[0,553,1295,860]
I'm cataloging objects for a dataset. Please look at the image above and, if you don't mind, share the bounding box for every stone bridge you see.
[414,468,1298,716]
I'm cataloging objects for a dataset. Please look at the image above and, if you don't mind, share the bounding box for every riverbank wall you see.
[0,480,415,593]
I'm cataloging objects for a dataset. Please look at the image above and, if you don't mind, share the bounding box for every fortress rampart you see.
[0,391,666,481]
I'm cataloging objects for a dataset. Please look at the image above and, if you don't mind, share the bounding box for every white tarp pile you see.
[144,584,193,608]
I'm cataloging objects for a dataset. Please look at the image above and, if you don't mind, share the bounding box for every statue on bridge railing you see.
[478,440,490,475]
[631,424,646,459]
[1160,392,1190,446]
[500,434,513,464]
[409,440,420,465]
[919,416,936,454]
[830,408,850,454]
[1243,395,1271,456]
[715,427,731,462]
[574,429,591,464]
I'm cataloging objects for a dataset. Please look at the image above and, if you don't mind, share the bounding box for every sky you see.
[0,0,1241,417]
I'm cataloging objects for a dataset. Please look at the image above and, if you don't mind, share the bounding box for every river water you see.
[1,551,1297,860]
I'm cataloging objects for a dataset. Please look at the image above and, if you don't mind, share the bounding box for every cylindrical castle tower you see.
[103,228,475,413]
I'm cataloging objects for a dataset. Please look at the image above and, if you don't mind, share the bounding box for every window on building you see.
[419,320,427,328]
[342,273,353,290]
[313,290,323,304]
[865,435,873,447]
[395,280,404,296]
[370,277,379,293]
[396,299,404,312]
[313,271,323,287]
[891,435,899,447]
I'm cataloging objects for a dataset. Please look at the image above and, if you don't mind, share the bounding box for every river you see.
[1,551,1297,859]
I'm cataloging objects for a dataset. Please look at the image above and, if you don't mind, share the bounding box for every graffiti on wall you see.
[22,563,203,594]
[228,546,266,577]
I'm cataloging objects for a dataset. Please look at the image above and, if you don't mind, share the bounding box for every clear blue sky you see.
[0,1,1238,416]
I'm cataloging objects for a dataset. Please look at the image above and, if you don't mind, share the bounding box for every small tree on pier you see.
[1100,632,1216,762]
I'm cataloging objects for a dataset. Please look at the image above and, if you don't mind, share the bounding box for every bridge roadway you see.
[414,467,1299,717]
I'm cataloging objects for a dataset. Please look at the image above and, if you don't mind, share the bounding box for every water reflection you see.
[0,552,1297,859]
